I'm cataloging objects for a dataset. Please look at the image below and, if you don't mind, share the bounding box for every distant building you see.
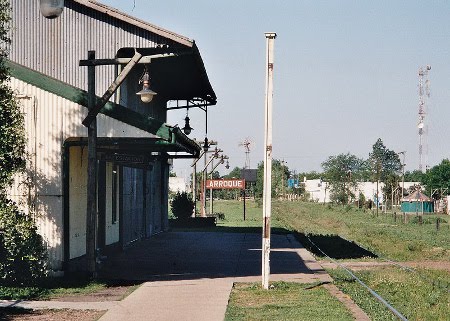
[169,177,188,194]
[304,179,421,205]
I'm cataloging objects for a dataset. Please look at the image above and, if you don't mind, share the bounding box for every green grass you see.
[171,200,290,234]
[216,200,449,320]
[328,267,450,321]
[274,201,450,262]
[225,281,354,321]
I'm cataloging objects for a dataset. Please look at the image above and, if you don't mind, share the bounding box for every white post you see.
[262,32,276,290]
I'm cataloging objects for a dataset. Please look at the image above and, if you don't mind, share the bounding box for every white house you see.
[305,179,420,205]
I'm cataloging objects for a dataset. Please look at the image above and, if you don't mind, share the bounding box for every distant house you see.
[7,1,216,272]
[169,177,188,194]
[401,190,434,214]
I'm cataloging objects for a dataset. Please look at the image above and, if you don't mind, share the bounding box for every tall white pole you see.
[262,32,276,290]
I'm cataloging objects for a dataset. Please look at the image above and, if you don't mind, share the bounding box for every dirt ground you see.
[48,284,137,302]
[0,308,105,321]
[0,283,139,320]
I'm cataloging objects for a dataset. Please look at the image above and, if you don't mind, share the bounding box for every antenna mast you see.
[418,65,431,173]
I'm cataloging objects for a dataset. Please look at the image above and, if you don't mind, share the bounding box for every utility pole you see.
[262,32,276,290]
[86,51,97,277]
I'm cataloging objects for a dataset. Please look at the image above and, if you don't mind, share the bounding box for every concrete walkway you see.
[1,232,356,321]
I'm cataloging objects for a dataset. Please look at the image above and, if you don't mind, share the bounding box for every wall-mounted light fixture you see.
[182,109,193,135]
[136,67,157,103]
[39,0,64,19]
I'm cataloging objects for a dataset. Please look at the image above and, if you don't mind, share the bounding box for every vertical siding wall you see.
[10,0,174,97]
[8,78,153,268]
[8,0,179,268]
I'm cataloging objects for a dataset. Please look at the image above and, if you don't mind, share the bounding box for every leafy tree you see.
[224,166,242,179]
[404,170,426,183]
[321,153,365,204]
[296,171,322,181]
[0,196,47,285]
[254,159,290,199]
[368,139,401,209]
[0,1,47,284]
[422,159,450,198]
[0,0,25,194]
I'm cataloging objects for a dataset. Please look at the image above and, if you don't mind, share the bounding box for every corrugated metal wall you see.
[10,0,175,97]
[122,166,145,245]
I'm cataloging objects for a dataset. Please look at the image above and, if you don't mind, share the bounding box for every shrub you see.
[170,192,194,219]
[0,196,47,285]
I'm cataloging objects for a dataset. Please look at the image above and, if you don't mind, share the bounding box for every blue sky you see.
[102,0,450,179]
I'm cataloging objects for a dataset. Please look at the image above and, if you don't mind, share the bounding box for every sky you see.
[102,0,450,180]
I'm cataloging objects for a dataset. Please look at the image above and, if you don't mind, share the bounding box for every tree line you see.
[192,137,450,205]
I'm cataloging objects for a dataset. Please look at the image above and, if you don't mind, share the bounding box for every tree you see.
[422,159,450,198]
[0,1,47,284]
[0,196,47,285]
[404,170,426,183]
[296,171,322,181]
[368,138,402,211]
[224,166,242,179]
[0,0,26,194]
[254,159,290,199]
[321,153,365,205]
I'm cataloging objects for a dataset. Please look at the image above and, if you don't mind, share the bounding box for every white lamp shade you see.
[140,94,154,103]
[40,0,64,19]
[136,88,157,103]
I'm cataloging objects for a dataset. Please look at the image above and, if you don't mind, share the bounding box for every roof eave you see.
[73,0,194,47]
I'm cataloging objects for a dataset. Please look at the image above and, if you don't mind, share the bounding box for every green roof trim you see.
[7,60,199,156]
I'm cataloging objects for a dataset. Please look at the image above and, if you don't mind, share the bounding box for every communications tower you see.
[418,65,431,173]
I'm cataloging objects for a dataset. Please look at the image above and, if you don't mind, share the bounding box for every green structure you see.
[401,190,434,213]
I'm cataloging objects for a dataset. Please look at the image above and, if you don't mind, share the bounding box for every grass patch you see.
[225,281,354,321]
[328,267,450,321]
[274,201,450,262]
[0,276,140,300]
[171,200,290,234]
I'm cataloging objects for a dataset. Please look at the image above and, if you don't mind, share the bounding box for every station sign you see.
[205,179,245,189]
[104,154,147,165]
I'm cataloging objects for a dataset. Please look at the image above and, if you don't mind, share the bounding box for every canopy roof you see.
[116,47,216,105]
[402,190,432,202]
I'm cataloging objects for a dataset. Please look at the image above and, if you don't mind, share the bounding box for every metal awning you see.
[116,46,217,106]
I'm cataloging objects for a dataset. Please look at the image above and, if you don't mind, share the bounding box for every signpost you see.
[205,179,246,219]
[205,179,245,189]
